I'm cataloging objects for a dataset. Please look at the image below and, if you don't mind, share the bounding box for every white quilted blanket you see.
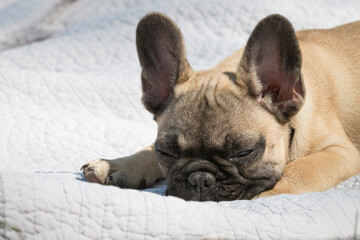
[1,0,360,239]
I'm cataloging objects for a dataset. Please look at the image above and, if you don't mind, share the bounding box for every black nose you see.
[188,172,215,192]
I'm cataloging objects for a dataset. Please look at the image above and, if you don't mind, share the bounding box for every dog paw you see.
[81,156,164,189]
[104,169,153,189]
[81,158,111,184]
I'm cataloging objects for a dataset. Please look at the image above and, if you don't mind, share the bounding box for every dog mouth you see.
[166,173,276,201]
[165,160,278,201]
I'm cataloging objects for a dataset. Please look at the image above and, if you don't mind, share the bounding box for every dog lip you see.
[178,159,219,176]
[167,158,279,201]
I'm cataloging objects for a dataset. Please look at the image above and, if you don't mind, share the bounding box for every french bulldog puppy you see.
[82,13,360,201]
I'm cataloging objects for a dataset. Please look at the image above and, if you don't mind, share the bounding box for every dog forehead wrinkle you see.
[173,103,230,152]
[162,77,259,155]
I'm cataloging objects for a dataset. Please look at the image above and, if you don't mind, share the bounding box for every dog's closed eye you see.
[234,149,254,157]
[155,147,178,159]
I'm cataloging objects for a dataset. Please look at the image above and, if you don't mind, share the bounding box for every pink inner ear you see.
[241,15,304,121]
[260,69,300,103]
[258,41,300,103]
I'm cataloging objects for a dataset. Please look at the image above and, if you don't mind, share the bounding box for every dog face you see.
[155,72,290,200]
[136,13,305,201]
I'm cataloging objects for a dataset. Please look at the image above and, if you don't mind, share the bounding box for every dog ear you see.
[238,14,305,123]
[136,12,193,115]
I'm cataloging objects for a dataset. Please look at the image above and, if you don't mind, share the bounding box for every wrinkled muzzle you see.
[165,159,278,201]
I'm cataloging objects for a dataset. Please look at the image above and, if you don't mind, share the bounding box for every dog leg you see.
[81,144,164,189]
[256,140,360,198]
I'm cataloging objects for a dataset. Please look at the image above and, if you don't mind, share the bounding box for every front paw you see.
[81,158,111,184]
[253,177,311,199]
[81,157,164,189]
[105,170,149,189]
[103,162,164,189]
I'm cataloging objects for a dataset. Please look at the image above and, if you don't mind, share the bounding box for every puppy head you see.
[136,13,305,201]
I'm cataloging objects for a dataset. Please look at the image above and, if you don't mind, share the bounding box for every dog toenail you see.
[80,164,89,171]
[106,176,113,184]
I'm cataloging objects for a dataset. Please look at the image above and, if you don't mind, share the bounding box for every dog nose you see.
[188,172,215,192]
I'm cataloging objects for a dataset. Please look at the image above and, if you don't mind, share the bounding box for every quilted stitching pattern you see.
[0,0,360,239]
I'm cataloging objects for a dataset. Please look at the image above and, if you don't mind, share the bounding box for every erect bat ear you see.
[136,12,193,115]
[238,14,305,123]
